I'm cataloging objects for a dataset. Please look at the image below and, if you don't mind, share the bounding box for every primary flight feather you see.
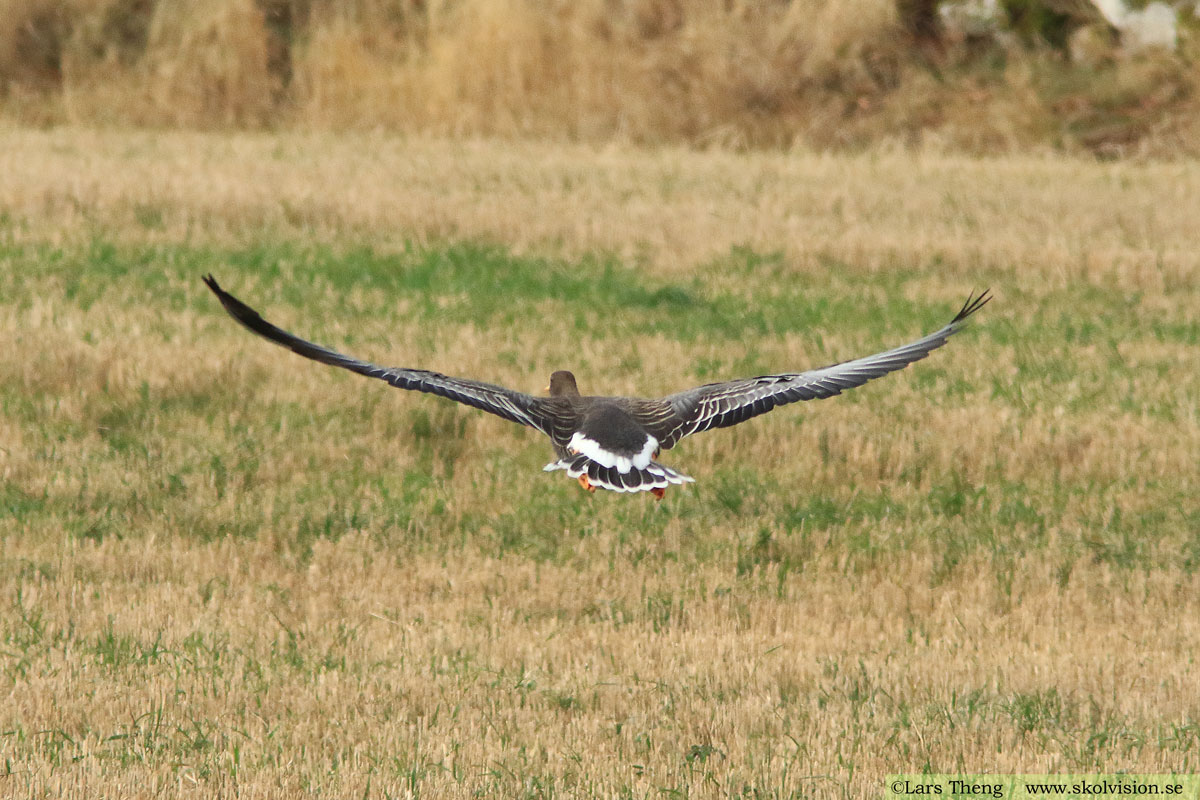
[204,276,989,498]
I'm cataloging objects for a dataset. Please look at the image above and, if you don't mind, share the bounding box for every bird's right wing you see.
[204,275,555,434]
[650,290,991,448]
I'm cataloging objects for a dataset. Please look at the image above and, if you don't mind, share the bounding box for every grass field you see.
[1,129,1199,798]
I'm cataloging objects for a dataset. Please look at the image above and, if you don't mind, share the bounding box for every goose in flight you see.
[204,276,989,498]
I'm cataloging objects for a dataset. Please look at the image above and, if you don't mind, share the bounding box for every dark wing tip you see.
[203,274,270,330]
[203,274,235,308]
[951,288,992,325]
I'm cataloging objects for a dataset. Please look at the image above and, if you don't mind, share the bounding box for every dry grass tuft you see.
[3,0,1198,153]
[288,0,909,145]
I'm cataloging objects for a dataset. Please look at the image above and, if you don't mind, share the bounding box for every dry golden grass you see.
[2,128,1199,283]
[2,0,1199,153]
[1,129,1198,798]
[0,0,906,140]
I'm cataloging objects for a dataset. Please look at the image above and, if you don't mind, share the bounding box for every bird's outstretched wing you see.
[647,290,991,448]
[203,275,554,433]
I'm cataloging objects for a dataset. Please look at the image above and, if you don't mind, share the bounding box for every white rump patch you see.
[567,431,658,474]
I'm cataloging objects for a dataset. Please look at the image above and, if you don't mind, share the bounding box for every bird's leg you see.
[578,474,597,493]
[650,487,666,500]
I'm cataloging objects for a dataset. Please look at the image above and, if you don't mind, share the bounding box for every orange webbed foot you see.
[578,474,597,493]
[650,487,666,500]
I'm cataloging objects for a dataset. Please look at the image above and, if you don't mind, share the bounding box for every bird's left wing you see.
[204,275,555,434]
[648,290,991,448]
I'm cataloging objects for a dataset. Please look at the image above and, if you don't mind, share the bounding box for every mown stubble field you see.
[1,130,1198,798]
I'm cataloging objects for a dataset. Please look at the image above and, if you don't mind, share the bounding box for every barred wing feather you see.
[656,290,990,447]
[203,275,553,433]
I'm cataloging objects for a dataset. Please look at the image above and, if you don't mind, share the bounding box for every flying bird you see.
[204,276,989,498]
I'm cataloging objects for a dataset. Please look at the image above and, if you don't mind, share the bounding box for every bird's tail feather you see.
[544,455,694,493]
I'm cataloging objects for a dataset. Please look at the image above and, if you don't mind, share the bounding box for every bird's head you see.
[546,370,580,398]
